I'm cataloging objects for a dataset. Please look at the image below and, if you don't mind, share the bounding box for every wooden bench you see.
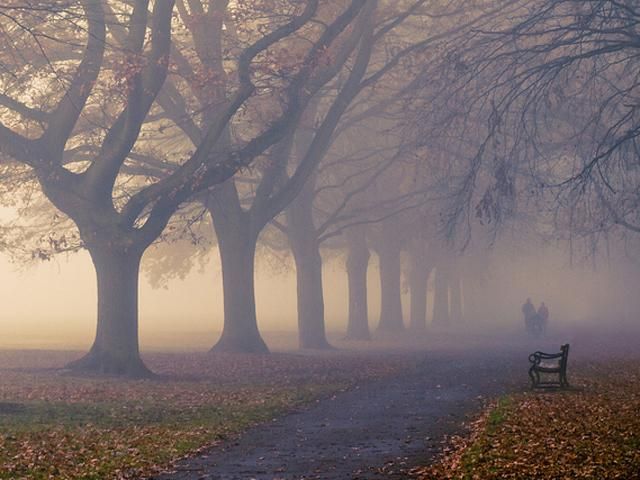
[528,344,570,389]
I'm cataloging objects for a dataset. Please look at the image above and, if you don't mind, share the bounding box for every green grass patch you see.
[486,396,512,432]
[457,396,514,479]
[0,384,343,480]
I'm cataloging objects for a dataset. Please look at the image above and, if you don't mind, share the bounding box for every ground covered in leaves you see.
[412,357,640,480]
[0,350,409,479]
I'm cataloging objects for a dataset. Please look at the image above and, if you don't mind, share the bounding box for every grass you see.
[0,387,330,480]
[0,390,326,430]
[454,396,514,480]
[412,358,640,480]
[0,350,409,479]
[485,396,511,431]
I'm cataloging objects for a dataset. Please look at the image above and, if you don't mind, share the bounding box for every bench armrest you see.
[529,351,562,365]
[529,345,569,366]
[537,351,563,359]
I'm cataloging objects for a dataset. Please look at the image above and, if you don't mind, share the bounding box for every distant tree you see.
[152,0,379,353]
[406,216,435,331]
[344,223,371,339]
[283,108,422,346]
[156,0,492,352]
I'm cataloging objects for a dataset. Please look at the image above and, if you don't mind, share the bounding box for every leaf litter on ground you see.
[0,350,412,479]
[411,358,640,480]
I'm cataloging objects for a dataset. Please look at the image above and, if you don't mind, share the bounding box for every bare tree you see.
[0,0,372,375]
[417,1,640,243]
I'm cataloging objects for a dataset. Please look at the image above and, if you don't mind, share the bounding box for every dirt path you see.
[153,349,523,480]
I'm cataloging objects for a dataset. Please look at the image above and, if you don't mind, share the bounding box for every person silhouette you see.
[538,302,549,334]
[522,298,535,333]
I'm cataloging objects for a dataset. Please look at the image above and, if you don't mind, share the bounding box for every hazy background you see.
[0,249,381,351]
[1,237,634,352]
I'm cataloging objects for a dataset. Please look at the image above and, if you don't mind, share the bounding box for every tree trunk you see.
[287,179,332,350]
[376,243,404,333]
[66,246,151,377]
[464,274,480,323]
[345,226,371,340]
[450,262,463,324]
[432,262,450,326]
[209,202,269,353]
[291,242,332,349]
[408,238,431,331]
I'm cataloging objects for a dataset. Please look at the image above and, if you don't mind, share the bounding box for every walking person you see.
[522,298,535,334]
[538,302,549,335]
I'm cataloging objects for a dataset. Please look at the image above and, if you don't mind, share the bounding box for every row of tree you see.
[0,0,491,376]
[1,0,638,376]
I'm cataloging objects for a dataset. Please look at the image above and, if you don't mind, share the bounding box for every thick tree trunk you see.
[376,243,404,333]
[291,242,332,349]
[66,246,151,377]
[432,262,450,326]
[450,262,463,324]
[345,226,371,340]
[408,238,431,331]
[287,179,332,350]
[210,204,269,353]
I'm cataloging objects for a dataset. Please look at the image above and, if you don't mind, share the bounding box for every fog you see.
[0,0,637,371]
[2,234,636,352]
[2,2,640,478]
[0,248,377,350]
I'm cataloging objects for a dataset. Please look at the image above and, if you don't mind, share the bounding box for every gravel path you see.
[153,349,523,480]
